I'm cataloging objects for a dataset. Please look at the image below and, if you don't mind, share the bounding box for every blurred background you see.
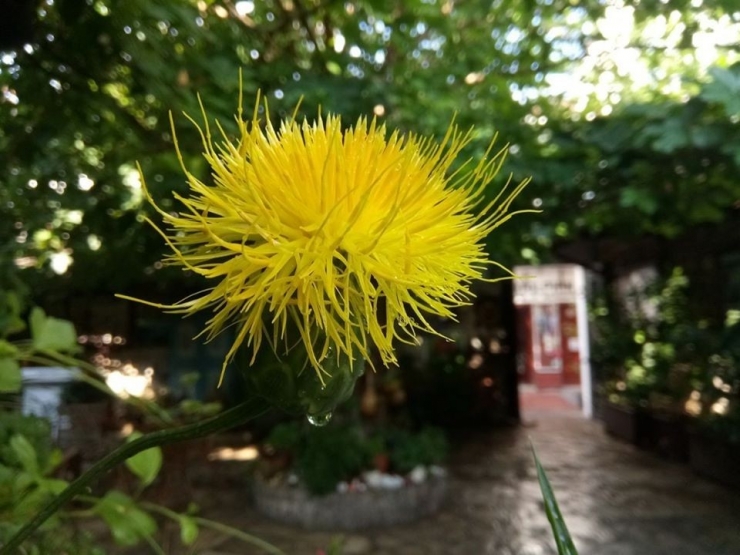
[1,1,739,554]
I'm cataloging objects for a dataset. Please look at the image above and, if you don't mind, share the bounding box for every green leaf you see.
[94,491,158,546]
[179,515,199,545]
[38,477,69,495]
[532,445,578,555]
[619,188,658,215]
[0,357,22,393]
[124,432,163,487]
[0,339,20,357]
[0,291,26,338]
[10,435,39,477]
[701,66,740,116]
[29,307,46,344]
[29,307,79,353]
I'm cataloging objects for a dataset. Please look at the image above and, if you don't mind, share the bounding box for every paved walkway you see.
[519,386,581,414]
[194,414,740,555]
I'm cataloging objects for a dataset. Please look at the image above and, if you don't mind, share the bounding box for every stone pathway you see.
[195,413,740,555]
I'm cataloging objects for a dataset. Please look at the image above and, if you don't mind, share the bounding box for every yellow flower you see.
[121,90,531,386]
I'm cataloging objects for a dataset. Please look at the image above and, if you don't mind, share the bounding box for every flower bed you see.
[252,469,448,530]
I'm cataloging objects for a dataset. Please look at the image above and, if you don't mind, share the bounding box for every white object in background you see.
[573,266,593,418]
[21,367,79,440]
[409,465,428,484]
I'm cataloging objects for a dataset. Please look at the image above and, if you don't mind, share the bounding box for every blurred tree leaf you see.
[701,66,740,116]
[0,0,738,294]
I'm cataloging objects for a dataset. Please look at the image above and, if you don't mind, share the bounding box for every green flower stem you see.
[192,515,286,555]
[139,501,286,555]
[0,397,271,554]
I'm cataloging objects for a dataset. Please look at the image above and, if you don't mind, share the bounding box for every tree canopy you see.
[1,0,739,297]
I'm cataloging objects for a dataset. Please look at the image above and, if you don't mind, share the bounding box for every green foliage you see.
[696,312,740,443]
[28,307,79,354]
[7,0,737,295]
[701,66,740,117]
[0,357,21,394]
[0,407,286,553]
[595,268,710,409]
[388,427,449,475]
[265,421,302,452]
[0,290,27,340]
[123,431,163,487]
[0,413,53,471]
[0,306,82,395]
[297,424,368,496]
[524,63,740,257]
[178,514,199,546]
[0,413,156,551]
[93,491,158,547]
[0,418,78,551]
[264,419,449,495]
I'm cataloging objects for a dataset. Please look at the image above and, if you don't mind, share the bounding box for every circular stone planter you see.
[252,475,448,530]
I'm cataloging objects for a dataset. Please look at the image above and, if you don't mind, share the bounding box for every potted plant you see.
[252,416,450,529]
[594,289,653,445]
[596,268,704,460]
[688,313,740,487]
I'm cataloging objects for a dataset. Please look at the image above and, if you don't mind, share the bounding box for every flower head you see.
[123,90,531,386]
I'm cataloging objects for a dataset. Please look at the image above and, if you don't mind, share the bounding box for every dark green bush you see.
[296,425,368,495]
[388,427,449,474]
[595,268,712,409]
[263,420,449,495]
[264,421,302,452]
[698,315,740,443]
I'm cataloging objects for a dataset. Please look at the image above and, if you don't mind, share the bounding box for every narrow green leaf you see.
[532,444,578,555]
[124,432,163,487]
[0,357,22,393]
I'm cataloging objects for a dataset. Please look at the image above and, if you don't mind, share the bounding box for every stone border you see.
[251,475,448,530]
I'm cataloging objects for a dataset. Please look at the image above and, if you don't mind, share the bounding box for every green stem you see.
[139,501,286,555]
[20,352,173,425]
[193,516,286,555]
[0,397,270,554]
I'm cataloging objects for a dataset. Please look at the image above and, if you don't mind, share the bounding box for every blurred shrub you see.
[263,420,449,495]
[0,413,53,470]
[387,427,449,475]
[697,312,740,443]
[595,268,711,410]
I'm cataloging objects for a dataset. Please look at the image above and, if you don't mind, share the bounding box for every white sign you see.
[513,264,585,305]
